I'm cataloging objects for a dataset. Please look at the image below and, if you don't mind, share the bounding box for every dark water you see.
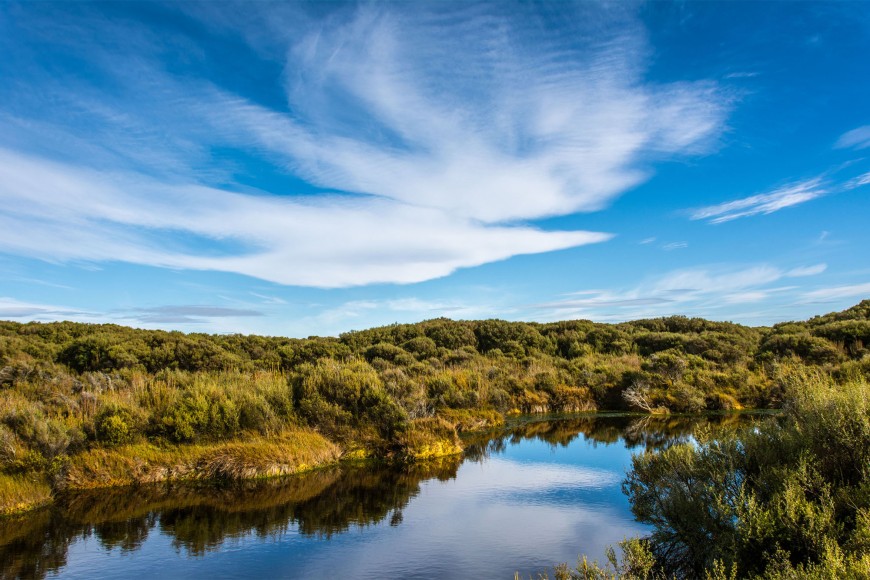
[0,413,762,579]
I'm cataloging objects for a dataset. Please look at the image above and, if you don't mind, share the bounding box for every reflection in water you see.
[0,413,765,579]
[0,458,461,578]
[462,412,760,462]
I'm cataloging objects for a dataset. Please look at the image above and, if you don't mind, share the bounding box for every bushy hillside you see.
[1,301,868,515]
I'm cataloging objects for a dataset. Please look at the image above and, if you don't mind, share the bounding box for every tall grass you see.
[0,473,52,516]
[62,429,341,489]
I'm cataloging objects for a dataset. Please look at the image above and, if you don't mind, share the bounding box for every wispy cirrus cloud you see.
[802,282,870,301]
[530,263,828,321]
[845,171,870,190]
[128,305,264,324]
[0,148,609,288]
[294,296,498,336]
[690,178,828,224]
[835,125,870,150]
[0,297,90,320]
[787,264,827,277]
[0,3,730,288]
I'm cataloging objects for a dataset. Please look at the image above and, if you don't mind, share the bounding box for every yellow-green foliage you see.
[437,408,504,431]
[0,302,867,514]
[0,473,52,516]
[624,370,870,578]
[63,429,340,489]
[394,417,462,460]
[535,538,661,580]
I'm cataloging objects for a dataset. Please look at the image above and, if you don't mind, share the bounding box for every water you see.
[0,413,760,579]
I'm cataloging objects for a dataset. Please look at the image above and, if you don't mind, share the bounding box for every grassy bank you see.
[0,474,52,516]
[0,416,474,515]
[61,428,342,489]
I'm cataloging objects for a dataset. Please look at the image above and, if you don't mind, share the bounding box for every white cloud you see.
[662,241,688,251]
[786,263,827,277]
[127,305,264,324]
[803,282,870,301]
[250,293,287,305]
[234,5,729,224]
[0,148,610,288]
[845,171,870,190]
[0,3,730,288]
[835,125,870,150]
[529,263,828,321]
[651,265,783,294]
[293,296,495,336]
[0,297,90,319]
[690,178,827,223]
[721,291,769,304]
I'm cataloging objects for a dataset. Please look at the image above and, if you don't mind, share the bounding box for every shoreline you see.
[0,409,773,518]
[0,423,468,518]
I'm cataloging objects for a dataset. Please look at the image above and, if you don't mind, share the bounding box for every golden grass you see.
[395,417,463,460]
[63,428,341,489]
[438,408,504,432]
[0,473,52,516]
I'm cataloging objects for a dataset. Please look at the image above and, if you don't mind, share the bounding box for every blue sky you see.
[0,1,868,337]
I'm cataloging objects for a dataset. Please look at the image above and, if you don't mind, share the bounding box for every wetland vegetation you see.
[1,301,868,577]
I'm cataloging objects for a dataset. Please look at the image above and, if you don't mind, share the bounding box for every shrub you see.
[624,371,870,578]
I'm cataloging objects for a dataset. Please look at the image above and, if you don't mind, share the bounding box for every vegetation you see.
[0,300,868,516]
[0,459,463,577]
[545,367,870,579]
[621,369,870,578]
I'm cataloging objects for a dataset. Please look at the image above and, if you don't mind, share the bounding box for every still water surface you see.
[1,414,757,579]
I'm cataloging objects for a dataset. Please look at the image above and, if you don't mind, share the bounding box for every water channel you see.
[0,413,763,579]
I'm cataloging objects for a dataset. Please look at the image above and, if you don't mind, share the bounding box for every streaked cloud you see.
[529,263,828,321]
[0,148,610,288]
[803,282,870,301]
[690,178,828,223]
[295,296,497,336]
[835,125,870,150]
[845,171,870,190]
[129,305,264,324]
[0,297,89,319]
[0,3,729,288]
[786,264,827,277]
[721,291,769,304]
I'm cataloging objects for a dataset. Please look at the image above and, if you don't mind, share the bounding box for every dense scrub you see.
[1,301,868,515]
[623,369,870,578]
[549,368,870,579]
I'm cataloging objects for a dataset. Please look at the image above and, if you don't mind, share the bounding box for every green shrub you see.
[624,371,870,578]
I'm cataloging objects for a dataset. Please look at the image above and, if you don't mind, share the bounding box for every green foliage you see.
[94,406,137,446]
[624,369,870,578]
[291,359,407,439]
[1,301,868,517]
[758,333,843,365]
[547,537,662,579]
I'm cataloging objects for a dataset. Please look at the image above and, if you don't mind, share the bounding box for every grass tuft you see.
[0,473,52,516]
[62,429,340,489]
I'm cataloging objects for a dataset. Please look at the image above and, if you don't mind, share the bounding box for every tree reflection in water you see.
[0,413,766,579]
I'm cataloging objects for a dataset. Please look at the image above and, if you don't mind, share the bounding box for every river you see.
[0,413,762,579]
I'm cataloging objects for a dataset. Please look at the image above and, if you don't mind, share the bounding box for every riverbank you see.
[0,408,785,517]
[0,413,478,517]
